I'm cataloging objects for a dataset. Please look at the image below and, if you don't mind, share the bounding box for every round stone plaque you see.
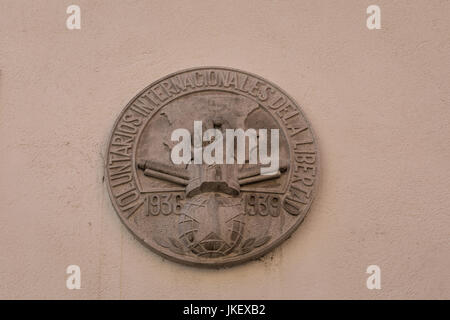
[105,67,319,267]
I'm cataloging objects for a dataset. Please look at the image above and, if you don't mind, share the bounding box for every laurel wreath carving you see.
[154,234,271,256]
[239,235,271,254]
[154,236,186,255]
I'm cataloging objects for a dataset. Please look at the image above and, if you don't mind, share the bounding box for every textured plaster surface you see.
[0,0,449,299]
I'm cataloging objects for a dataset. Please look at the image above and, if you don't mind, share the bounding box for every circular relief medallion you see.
[105,67,319,267]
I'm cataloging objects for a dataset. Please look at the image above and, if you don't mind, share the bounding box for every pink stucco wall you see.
[0,0,449,299]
